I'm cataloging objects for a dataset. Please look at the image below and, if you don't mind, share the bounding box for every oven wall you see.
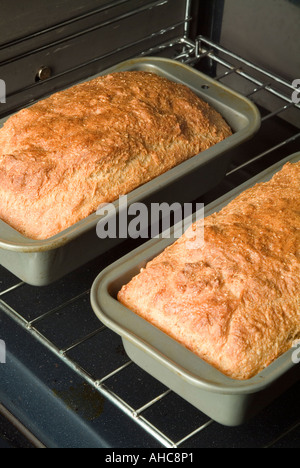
[0,0,191,117]
[196,0,300,129]
[218,0,300,83]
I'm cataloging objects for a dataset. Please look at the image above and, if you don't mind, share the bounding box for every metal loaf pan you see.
[0,57,260,286]
[90,152,300,427]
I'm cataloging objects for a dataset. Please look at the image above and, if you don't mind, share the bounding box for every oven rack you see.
[1,37,299,448]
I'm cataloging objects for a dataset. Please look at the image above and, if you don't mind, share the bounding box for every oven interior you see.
[0,0,299,448]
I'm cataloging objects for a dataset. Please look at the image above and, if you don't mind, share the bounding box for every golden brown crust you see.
[118,162,300,380]
[0,71,232,239]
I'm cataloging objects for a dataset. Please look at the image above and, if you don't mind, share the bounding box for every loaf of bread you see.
[118,161,300,380]
[0,71,232,240]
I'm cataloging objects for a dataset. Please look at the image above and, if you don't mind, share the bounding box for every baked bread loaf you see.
[118,162,300,380]
[0,71,232,240]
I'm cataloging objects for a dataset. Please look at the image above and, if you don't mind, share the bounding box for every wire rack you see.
[1,36,300,448]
